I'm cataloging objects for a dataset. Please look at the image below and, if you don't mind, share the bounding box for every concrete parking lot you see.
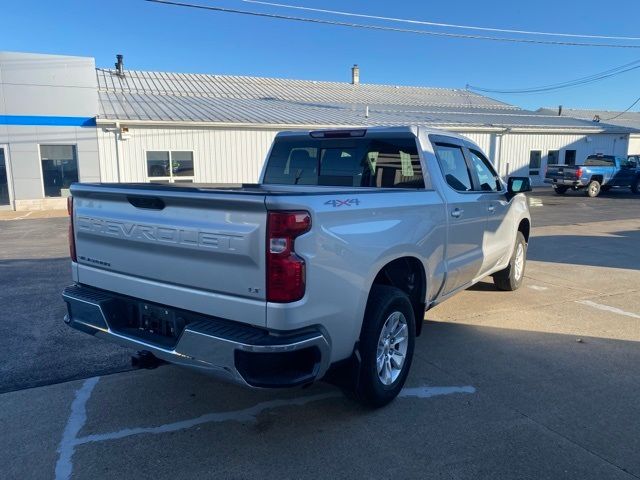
[1,188,639,479]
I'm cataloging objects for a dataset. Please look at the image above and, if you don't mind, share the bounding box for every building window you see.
[0,148,10,206]
[564,150,576,166]
[146,151,194,183]
[529,150,542,176]
[40,145,78,197]
[547,150,559,165]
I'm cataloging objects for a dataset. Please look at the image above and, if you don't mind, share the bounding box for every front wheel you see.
[585,180,601,197]
[352,285,416,408]
[631,177,640,195]
[493,232,527,291]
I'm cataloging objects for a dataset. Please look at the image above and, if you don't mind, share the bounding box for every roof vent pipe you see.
[351,64,360,85]
[115,54,124,76]
[558,105,563,116]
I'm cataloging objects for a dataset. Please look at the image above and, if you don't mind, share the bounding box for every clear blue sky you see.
[2,0,640,111]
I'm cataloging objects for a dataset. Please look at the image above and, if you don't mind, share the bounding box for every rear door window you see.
[433,144,473,192]
[263,135,428,189]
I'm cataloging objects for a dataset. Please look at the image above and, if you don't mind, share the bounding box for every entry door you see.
[528,150,543,186]
[0,147,11,206]
[432,141,486,294]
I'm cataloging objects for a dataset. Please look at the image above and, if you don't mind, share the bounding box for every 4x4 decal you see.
[324,198,361,208]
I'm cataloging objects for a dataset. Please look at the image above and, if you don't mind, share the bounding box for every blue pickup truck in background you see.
[545,154,640,197]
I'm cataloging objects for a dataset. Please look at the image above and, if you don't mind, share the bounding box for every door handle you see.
[451,208,464,218]
[488,205,496,213]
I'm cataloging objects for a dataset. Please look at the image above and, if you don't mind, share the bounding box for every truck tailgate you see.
[546,165,578,181]
[71,184,268,326]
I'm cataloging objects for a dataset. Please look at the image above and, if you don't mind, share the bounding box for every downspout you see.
[495,127,511,178]
[114,121,122,182]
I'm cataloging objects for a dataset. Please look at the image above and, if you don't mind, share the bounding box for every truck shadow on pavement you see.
[527,229,640,271]
[27,320,638,480]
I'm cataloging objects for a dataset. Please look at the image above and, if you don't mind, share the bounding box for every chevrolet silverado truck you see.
[545,154,640,197]
[62,126,531,407]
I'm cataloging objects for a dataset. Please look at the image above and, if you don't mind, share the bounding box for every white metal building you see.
[1,51,637,210]
[538,107,640,156]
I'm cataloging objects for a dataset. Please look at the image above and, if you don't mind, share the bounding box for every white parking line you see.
[576,300,640,319]
[55,377,476,479]
[55,377,100,480]
[400,385,475,398]
[77,392,340,445]
[8,211,33,221]
[527,285,549,291]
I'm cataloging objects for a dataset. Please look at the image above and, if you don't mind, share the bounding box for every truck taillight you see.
[67,196,77,262]
[266,211,311,303]
[576,168,583,179]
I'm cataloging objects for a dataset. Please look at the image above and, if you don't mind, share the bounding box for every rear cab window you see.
[263,133,430,189]
[585,155,615,166]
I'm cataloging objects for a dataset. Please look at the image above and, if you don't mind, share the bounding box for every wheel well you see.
[590,175,604,184]
[518,218,530,243]
[371,257,426,336]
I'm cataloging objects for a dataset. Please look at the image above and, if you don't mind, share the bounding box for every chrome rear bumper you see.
[544,179,582,187]
[62,285,331,388]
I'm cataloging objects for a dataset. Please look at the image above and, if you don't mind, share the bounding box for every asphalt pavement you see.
[0,218,132,393]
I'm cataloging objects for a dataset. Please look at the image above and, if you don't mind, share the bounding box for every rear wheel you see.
[631,177,640,195]
[351,285,415,408]
[553,185,568,195]
[585,180,601,197]
[493,232,527,291]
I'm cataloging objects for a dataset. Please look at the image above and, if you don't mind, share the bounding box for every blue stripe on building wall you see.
[0,115,97,127]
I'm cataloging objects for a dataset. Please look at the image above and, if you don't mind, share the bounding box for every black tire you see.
[493,232,527,291]
[631,177,640,195]
[352,285,415,408]
[553,185,568,195]
[585,180,601,197]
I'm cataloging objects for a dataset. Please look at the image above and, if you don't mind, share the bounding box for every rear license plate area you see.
[137,303,186,339]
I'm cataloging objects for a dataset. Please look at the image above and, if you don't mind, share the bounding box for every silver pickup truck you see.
[62,126,531,407]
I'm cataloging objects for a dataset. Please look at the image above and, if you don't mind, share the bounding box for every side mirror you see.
[507,176,532,196]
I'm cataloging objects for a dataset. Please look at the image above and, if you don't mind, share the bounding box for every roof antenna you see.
[115,54,124,77]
